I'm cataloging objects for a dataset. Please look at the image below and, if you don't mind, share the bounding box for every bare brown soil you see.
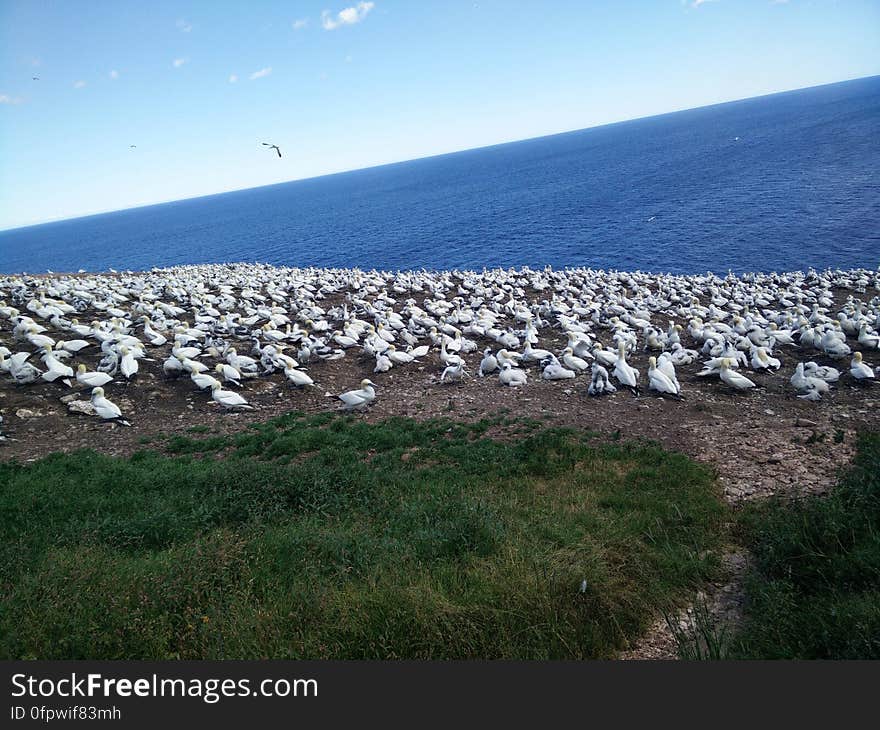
[3,325,873,501]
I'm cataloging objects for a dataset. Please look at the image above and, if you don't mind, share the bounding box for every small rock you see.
[59,394,78,404]
[767,453,783,464]
[67,400,95,416]
[15,408,39,419]
[764,409,775,416]
[796,418,818,427]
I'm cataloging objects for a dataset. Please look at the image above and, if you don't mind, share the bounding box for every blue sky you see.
[0,0,878,230]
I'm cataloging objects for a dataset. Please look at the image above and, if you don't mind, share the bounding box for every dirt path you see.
[617,411,862,660]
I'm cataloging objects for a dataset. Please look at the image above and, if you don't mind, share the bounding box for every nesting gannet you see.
[119,345,139,379]
[143,321,168,346]
[768,323,798,347]
[495,348,522,368]
[478,348,498,377]
[441,359,466,383]
[338,379,376,409]
[567,333,594,360]
[284,367,315,387]
[191,371,222,390]
[76,363,112,388]
[182,357,208,374]
[648,356,681,397]
[587,363,616,396]
[521,341,553,364]
[58,339,91,354]
[591,344,617,368]
[374,352,392,373]
[40,347,74,382]
[560,347,590,373]
[498,361,527,387]
[386,346,415,365]
[90,386,130,425]
[172,342,202,360]
[850,352,876,382]
[858,324,880,350]
[214,362,243,386]
[719,358,756,391]
[332,330,358,349]
[656,353,681,392]
[541,358,575,380]
[438,339,461,366]
[750,346,781,372]
[2,352,42,384]
[226,348,259,374]
[821,327,851,359]
[163,355,185,378]
[790,363,830,397]
[210,382,254,410]
[803,362,840,383]
[612,343,639,394]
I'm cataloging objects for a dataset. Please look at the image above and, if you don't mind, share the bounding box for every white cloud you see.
[172,57,188,68]
[73,80,86,89]
[345,55,353,63]
[228,74,238,83]
[292,18,308,30]
[691,0,717,7]
[176,18,193,33]
[321,2,374,30]
[0,94,23,105]
[109,69,119,80]
[249,67,272,80]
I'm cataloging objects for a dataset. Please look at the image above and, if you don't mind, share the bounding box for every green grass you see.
[0,413,725,659]
[730,433,880,659]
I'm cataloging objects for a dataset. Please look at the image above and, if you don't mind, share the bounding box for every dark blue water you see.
[2,76,878,275]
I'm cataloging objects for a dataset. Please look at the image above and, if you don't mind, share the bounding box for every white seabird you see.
[338,379,376,409]
[90,386,130,425]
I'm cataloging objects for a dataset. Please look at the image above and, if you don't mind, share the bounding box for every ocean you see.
[1,76,878,276]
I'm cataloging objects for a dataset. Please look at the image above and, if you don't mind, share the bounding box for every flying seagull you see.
[129,145,136,148]
[32,76,39,81]
[262,142,281,158]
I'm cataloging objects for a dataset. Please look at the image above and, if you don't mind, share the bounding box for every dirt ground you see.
[3,318,873,502]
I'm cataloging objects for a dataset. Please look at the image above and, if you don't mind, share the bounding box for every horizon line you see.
[2,72,877,234]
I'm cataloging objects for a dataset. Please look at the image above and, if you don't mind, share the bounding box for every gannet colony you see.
[1,264,879,441]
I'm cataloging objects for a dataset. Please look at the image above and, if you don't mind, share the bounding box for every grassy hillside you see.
[0,413,725,659]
